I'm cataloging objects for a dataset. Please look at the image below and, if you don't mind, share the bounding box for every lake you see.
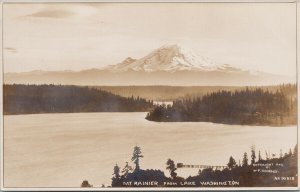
[4,112,297,187]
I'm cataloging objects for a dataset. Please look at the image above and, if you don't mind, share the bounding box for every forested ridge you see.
[146,84,297,125]
[3,84,154,115]
[95,85,289,101]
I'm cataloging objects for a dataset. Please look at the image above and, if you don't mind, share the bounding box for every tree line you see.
[95,144,297,187]
[146,84,297,125]
[184,144,298,187]
[3,84,154,115]
[169,145,298,187]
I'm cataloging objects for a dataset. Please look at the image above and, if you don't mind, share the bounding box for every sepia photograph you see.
[1,1,298,190]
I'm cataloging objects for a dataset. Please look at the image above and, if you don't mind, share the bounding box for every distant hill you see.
[3,84,154,115]
[94,85,289,101]
[5,69,294,86]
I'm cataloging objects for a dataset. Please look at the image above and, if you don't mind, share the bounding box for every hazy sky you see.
[3,3,297,76]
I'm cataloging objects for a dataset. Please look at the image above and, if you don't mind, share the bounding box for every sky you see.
[3,3,297,76]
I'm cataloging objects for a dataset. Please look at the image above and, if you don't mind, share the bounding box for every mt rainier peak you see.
[107,44,240,73]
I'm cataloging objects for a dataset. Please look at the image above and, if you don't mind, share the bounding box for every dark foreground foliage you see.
[186,152,297,187]
[110,145,297,188]
[3,84,154,114]
[146,84,297,126]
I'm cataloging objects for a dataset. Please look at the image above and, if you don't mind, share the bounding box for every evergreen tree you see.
[122,162,133,177]
[294,144,298,157]
[131,146,143,171]
[113,164,120,179]
[258,150,262,161]
[227,156,237,169]
[166,159,177,179]
[251,146,256,165]
[112,164,122,187]
[242,152,248,167]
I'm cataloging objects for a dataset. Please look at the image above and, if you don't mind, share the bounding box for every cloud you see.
[23,4,99,19]
[4,47,17,53]
[28,9,75,18]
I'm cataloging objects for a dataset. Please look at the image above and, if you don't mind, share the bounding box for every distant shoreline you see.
[145,118,297,127]
[3,111,149,116]
[3,111,296,127]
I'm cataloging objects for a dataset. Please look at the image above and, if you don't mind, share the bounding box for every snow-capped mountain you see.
[4,44,295,86]
[106,44,242,73]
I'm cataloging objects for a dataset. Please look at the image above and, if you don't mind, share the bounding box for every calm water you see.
[4,112,297,187]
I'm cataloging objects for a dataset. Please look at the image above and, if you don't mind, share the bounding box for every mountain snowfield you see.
[105,44,244,73]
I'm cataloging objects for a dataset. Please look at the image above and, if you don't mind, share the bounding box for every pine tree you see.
[258,150,262,161]
[113,164,120,179]
[166,159,177,179]
[227,156,237,169]
[242,152,248,167]
[251,146,256,165]
[122,162,133,177]
[294,144,298,157]
[131,146,143,171]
